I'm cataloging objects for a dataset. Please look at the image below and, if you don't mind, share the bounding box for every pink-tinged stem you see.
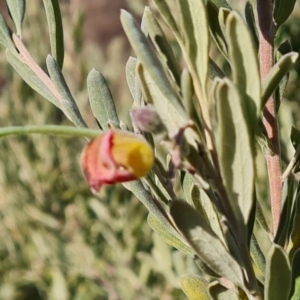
[257,0,282,235]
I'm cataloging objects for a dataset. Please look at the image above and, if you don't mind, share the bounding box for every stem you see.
[257,0,282,235]
[0,125,101,139]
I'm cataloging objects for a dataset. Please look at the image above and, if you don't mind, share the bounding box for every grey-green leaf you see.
[147,213,195,257]
[180,274,209,300]
[273,0,296,28]
[207,1,228,60]
[46,55,86,128]
[87,69,120,129]
[0,13,17,53]
[120,10,185,117]
[225,11,261,125]
[125,56,142,106]
[261,52,298,108]
[142,7,181,86]
[215,79,254,228]
[6,49,62,109]
[177,0,209,97]
[42,0,64,68]
[264,244,292,300]
[5,0,25,37]
[208,281,239,300]
[290,248,300,300]
[170,200,245,288]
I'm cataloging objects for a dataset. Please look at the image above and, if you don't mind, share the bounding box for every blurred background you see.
[0,0,300,299]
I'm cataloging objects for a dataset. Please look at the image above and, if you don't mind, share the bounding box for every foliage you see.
[1,0,300,299]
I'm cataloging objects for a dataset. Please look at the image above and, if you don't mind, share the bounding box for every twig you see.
[257,0,282,235]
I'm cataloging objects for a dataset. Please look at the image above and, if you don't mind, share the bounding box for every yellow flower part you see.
[111,130,154,178]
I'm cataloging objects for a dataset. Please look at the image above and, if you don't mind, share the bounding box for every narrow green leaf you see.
[261,52,298,108]
[291,126,300,149]
[256,198,272,236]
[194,256,220,278]
[244,1,259,51]
[273,0,296,28]
[180,274,209,300]
[0,13,17,53]
[274,178,294,247]
[152,0,181,39]
[6,49,62,109]
[123,181,173,234]
[177,0,209,97]
[216,79,255,228]
[290,248,300,300]
[208,281,239,300]
[250,235,266,277]
[87,69,120,129]
[182,173,225,244]
[142,7,181,86]
[209,0,231,9]
[125,56,142,106]
[170,200,245,288]
[42,0,64,68]
[288,192,300,258]
[136,63,198,148]
[207,1,228,60]
[225,11,261,126]
[46,55,86,128]
[264,244,292,300]
[120,10,185,117]
[147,213,195,257]
[5,0,25,37]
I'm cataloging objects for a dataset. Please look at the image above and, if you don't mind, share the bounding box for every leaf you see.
[125,56,142,106]
[215,79,255,228]
[46,55,86,128]
[5,0,25,37]
[288,192,300,258]
[261,52,298,108]
[209,0,231,9]
[0,13,17,53]
[208,281,240,300]
[87,69,120,129]
[225,11,261,128]
[207,1,228,60]
[152,0,181,40]
[170,200,245,289]
[42,0,64,68]
[244,1,259,51]
[264,244,292,300]
[147,213,195,257]
[123,181,174,235]
[50,268,69,300]
[291,126,300,149]
[136,63,199,148]
[250,235,266,277]
[290,248,300,300]
[177,0,209,97]
[274,178,294,247]
[142,7,181,86]
[120,10,185,117]
[273,0,296,28]
[6,49,62,109]
[180,274,209,300]
[182,172,225,244]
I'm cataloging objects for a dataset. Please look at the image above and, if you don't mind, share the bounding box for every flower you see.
[81,129,154,192]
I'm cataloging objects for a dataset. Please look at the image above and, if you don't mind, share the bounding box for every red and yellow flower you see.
[81,129,154,192]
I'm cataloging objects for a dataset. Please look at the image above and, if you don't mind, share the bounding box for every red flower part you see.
[81,129,154,192]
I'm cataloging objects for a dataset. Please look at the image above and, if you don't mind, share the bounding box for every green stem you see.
[0,125,101,139]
